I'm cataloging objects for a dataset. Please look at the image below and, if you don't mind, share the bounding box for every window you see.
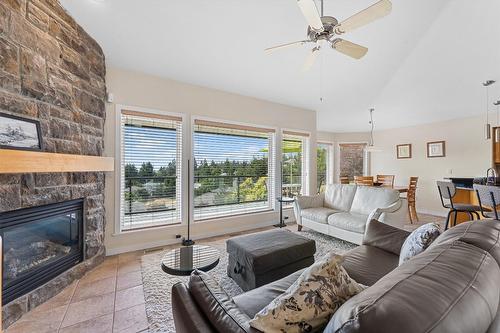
[120,111,183,231]
[317,142,333,193]
[339,143,367,182]
[193,119,275,220]
[282,131,309,200]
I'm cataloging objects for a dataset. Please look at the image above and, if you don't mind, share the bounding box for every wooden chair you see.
[339,176,350,184]
[407,177,418,223]
[354,176,374,186]
[376,175,395,188]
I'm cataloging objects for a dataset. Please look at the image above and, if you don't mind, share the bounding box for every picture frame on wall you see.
[427,141,446,158]
[0,112,43,151]
[396,144,412,159]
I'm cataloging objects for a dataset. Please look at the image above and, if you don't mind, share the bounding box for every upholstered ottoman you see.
[226,229,316,291]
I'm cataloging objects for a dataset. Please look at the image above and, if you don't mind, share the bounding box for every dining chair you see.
[354,176,374,186]
[437,181,482,230]
[407,177,418,223]
[473,184,497,219]
[376,175,395,188]
[339,176,350,185]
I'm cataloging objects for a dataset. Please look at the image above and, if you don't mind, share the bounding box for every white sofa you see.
[293,184,408,244]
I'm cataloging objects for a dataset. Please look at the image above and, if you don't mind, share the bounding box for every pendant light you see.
[365,108,382,153]
[483,80,496,140]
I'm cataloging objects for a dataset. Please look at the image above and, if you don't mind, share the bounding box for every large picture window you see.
[282,131,309,200]
[193,120,275,220]
[339,143,367,182]
[120,111,183,231]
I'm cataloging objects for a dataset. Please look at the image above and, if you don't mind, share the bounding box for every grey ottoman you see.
[226,229,316,291]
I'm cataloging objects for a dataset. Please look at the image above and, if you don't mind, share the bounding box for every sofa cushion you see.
[328,212,367,234]
[399,223,441,265]
[325,240,500,333]
[324,184,358,211]
[234,268,305,318]
[362,219,410,255]
[249,253,364,333]
[342,245,399,286]
[300,207,338,223]
[349,186,400,216]
[188,270,251,333]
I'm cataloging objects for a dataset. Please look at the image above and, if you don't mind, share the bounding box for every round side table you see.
[161,245,220,276]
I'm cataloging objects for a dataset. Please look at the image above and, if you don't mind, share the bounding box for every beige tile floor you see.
[5,213,445,333]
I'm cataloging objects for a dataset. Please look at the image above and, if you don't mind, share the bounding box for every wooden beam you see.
[0,149,114,174]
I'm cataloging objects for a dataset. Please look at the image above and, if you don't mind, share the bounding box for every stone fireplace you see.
[0,0,107,328]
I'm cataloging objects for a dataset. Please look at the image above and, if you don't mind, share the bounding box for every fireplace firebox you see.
[0,199,84,304]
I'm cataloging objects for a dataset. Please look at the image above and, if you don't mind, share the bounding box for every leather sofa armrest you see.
[367,200,402,222]
[172,282,217,333]
[294,194,324,225]
[362,219,411,255]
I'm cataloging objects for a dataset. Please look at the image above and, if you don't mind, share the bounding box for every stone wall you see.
[0,0,106,328]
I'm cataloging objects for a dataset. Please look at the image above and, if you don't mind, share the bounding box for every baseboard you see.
[417,209,447,218]
[105,219,287,256]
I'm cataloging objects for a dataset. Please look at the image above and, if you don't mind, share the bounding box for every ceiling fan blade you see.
[265,40,309,53]
[297,0,324,32]
[334,0,392,35]
[302,46,320,72]
[332,39,368,59]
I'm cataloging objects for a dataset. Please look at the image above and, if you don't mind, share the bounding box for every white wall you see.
[370,115,491,216]
[103,67,316,255]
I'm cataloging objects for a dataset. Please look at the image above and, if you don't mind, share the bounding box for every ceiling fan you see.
[265,0,392,71]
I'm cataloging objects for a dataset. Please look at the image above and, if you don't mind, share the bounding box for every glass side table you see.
[161,245,220,276]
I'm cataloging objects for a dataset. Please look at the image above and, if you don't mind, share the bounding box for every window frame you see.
[191,116,278,222]
[281,129,311,200]
[114,105,187,234]
[335,141,369,183]
[317,141,334,192]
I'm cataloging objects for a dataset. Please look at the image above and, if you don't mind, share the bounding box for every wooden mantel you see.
[0,149,114,174]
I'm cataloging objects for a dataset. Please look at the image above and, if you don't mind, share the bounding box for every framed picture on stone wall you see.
[396,144,412,159]
[0,112,43,151]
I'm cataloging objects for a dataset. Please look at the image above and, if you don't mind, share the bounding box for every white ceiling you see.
[61,0,500,132]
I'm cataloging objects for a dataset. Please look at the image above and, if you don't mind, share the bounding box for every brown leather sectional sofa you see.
[172,220,500,332]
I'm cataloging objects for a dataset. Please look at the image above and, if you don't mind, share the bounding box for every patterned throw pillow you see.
[399,223,441,266]
[249,252,365,333]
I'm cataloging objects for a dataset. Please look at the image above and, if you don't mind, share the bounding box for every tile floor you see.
[5,213,445,333]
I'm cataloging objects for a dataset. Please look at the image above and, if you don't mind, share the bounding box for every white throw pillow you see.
[399,223,441,266]
[249,252,364,333]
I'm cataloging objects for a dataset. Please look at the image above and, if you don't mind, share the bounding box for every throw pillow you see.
[399,222,441,266]
[249,252,365,333]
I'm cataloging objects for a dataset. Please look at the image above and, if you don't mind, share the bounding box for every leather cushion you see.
[188,270,251,333]
[342,245,399,286]
[350,186,400,216]
[328,212,367,234]
[362,219,410,255]
[301,207,339,223]
[324,184,358,211]
[326,240,500,333]
[233,268,305,318]
[172,282,217,333]
[226,229,316,274]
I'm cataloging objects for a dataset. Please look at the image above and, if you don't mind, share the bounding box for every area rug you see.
[140,229,356,333]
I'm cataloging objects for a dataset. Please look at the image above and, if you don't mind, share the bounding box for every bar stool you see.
[354,176,374,186]
[437,181,481,230]
[473,184,497,219]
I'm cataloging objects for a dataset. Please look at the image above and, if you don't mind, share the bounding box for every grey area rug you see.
[140,230,356,333]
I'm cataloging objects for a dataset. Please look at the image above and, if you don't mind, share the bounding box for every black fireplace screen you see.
[0,199,84,304]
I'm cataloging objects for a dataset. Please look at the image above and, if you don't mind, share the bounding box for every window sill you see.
[194,209,275,223]
[113,222,181,236]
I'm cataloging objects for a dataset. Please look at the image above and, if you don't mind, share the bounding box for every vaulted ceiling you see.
[61,0,500,132]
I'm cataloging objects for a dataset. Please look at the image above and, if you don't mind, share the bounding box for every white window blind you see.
[193,119,275,220]
[317,142,333,193]
[282,131,309,201]
[120,111,183,231]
